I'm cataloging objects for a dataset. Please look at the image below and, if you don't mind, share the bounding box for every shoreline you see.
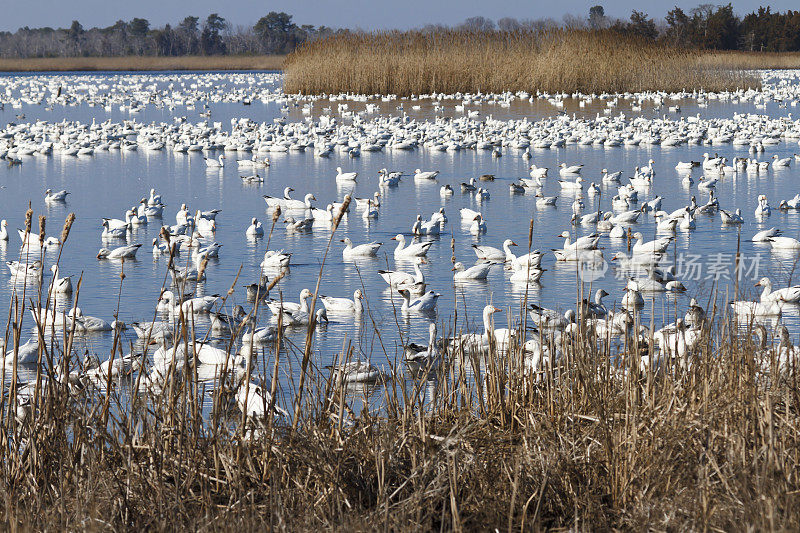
[0,55,284,72]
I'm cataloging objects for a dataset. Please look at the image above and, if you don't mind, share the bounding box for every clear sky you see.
[2,1,796,32]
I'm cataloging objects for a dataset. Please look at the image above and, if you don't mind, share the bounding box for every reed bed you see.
[699,51,800,70]
[0,55,285,72]
[284,29,758,96]
[1,210,800,530]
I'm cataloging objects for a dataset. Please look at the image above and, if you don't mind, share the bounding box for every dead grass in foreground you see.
[0,55,284,72]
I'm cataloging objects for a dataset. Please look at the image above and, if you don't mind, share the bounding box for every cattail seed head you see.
[24,208,32,234]
[272,206,282,223]
[332,195,351,230]
[38,215,46,245]
[197,256,209,281]
[61,213,75,243]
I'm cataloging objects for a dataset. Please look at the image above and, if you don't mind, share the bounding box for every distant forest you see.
[1,5,799,59]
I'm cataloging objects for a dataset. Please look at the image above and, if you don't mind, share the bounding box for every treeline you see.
[450,5,800,52]
[0,12,333,58]
[1,5,799,59]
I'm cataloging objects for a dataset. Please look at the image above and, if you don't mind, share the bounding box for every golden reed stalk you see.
[284,29,759,95]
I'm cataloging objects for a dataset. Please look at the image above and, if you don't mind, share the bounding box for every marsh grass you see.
[0,55,285,72]
[1,210,799,530]
[699,50,800,70]
[284,29,759,96]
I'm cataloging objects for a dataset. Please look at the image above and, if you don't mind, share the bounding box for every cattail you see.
[272,205,282,223]
[451,237,456,264]
[528,218,534,249]
[196,256,209,281]
[119,258,126,280]
[267,270,285,291]
[38,215,46,245]
[61,213,76,243]
[24,208,32,234]
[332,195,351,230]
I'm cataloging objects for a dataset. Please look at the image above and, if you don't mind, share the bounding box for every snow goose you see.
[752,227,781,242]
[246,218,264,237]
[720,208,744,224]
[414,169,439,180]
[631,232,672,254]
[320,289,364,314]
[535,194,558,207]
[341,237,382,258]
[44,189,69,202]
[404,322,439,365]
[398,289,440,313]
[452,262,492,281]
[96,244,142,259]
[768,236,800,250]
[49,265,72,294]
[559,163,583,175]
[756,276,800,304]
[263,187,293,208]
[392,234,433,258]
[379,257,427,289]
[469,214,487,235]
[266,288,313,315]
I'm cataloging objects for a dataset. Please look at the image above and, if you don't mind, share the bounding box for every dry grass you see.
[0,55,284,72]
[2,211,800,530]
[284,29,759,96]
[699,50,800,70]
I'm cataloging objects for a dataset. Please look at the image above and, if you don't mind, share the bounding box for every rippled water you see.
[3,70,800,411]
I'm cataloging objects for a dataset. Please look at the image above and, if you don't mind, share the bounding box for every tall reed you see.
[284,29,759,96]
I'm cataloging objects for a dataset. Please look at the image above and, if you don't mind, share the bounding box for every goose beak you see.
[755,281,761,287]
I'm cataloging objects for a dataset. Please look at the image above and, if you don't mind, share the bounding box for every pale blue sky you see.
[2,1,796,32]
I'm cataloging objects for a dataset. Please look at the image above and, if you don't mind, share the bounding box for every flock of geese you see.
[4,70,800,423]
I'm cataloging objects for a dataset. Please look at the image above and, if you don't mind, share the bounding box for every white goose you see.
[320,289,364,314]
[204,154,225,168]
[452,262,492,281]
[335,166,358,181]
[341,237,382,258]
[392,234,433,258]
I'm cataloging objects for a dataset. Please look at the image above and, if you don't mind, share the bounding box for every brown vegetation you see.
[699,50,800,70]
[0,55,284,72]
[1,210,800,530]
[284,29,760,96]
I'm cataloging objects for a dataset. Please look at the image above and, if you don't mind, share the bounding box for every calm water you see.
[2,70,800,411]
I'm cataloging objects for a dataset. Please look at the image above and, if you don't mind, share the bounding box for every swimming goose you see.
[508,261,545,283]
[768,236,800,250]
[97,244,142,259]
[1,338,39,366]
[580,289,609,318]
[284,193,316,211]
[461,178,477,192]
[631,232,672,254]
[246,218,264,237]
[756,276,800,303]
[440,184,454,197]
[601,168,622,182]
[335,167,358,181]
[398,289,440,313]
[263,187,294,208]
[404,322,439,364]
[204,154,225,168]
[529,305,576,332]
[559,163,583,175]
[779,194,800,210]
[720,208,744,224]
[284,216,314,231]
[320,289,364,314]
[472,239,517,262]
[557,230,599,250]
[266,288,313,315]
[341,237,382,258]
[361,200,380,219]
[44,189,69,202]
[276,307,328,327]
[101,219,128,239]
[260,250,291,270]
[559,176,584,190]
[452,261,493,281]
[49,264,72,294]
[621,279,644,309]
[355,192,381,208]
[458,305,514,354]
[469,214,487,235]
[147,188,163,206]
[535,193,558,207]
[379,257,427,289]
[460,208,481,221]
[392,234,433,258]
[414,169,439,180]
[0,220,7,241]
[772,155,792,168]
[755,195,771,217]
[684,298,707,329]
[158,291,219,315]
[331,361,383,384]
[752,227,781,242]
[241,326,280,344]
[7,260,43,279]
[236,381,289,421]
[529,165,548,179]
